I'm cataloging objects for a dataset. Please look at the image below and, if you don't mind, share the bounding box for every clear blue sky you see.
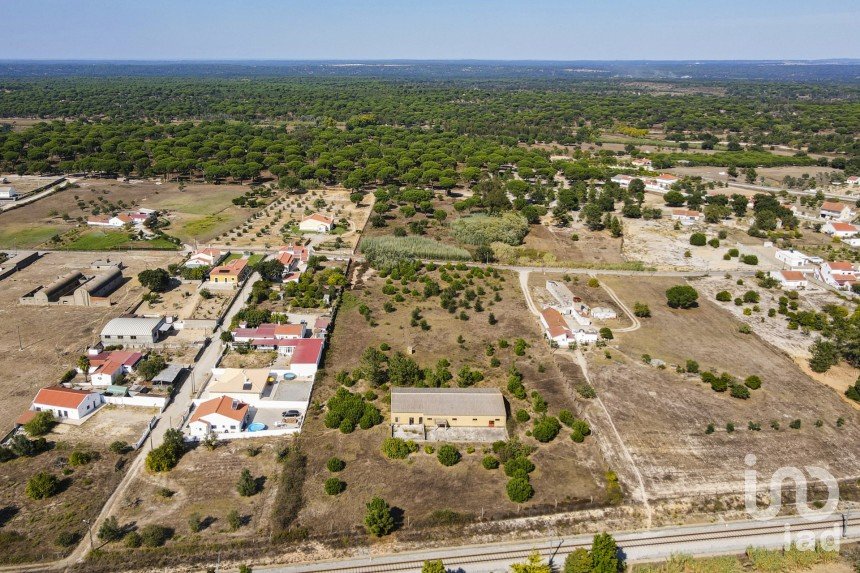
[2,0,858,60]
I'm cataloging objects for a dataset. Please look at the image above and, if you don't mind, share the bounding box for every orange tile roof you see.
[33,386,93,409]
[827,261,855,272]
[673,209,702,217]
[828,222,857,232]
[780,271,806,281]
[211,258,248,277]
[303,213,333,225]
[189,396,249,424]
[822,201,847,212]
[540,307,571,339]
[657,174,678,180]
[16,410,37,426]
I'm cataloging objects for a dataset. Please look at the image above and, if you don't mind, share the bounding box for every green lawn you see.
[0,224,65,248]
[246,254,264,266]
[60,230,179,251]
[223,252,242,263]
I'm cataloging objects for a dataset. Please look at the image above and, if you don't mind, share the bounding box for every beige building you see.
[206,368,273,402]
[390,387,506,428]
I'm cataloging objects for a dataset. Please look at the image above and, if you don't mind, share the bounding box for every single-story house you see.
[539,307,574,347]
[820,201,854,222]
[0,186,18,200]
[846,176,860,186]
[233,322,306,343]
[299,213,334,233]
[185,248,223,268]
[672,209,703,223]
[775,249,819,268]
[28,386,101,421]
[822,221,859,239]
[279,244,313,267]
[611,174,633,188]
[87,350,143,386]
[187,396,250,438]
[100,316,168,347]
[390,387,506,429]
[815,261,858,290]
[209,258,249,286]
[770,270,808,290]
[239,338,324,378]
[631,158,652,168]
[206,368,272,401]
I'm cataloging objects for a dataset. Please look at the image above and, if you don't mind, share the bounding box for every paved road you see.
[261,511,860,573]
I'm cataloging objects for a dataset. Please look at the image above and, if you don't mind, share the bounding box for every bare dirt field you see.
[47,405,158,447]
[111,439,284,545]
[140,281,232,321]
[0,250,180,434]
[0,179,258,248]
[521,222,627,266]
[298,265,608,534]
[588,275,860,499]
[0,437,132,565]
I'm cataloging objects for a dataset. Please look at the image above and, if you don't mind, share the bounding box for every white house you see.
[820,201,854,222]
[846,176,859,187]
[815,261,858,290]
[184,248,223,268]
[611,175,633,188]
[206,368,272,402]
[100,316,168,347]
[821,221,859,239]
[591,307,618,320]
[775,249,817,269]
[0,186,19,200]
[539,307,573,347]
[232,322,307,344]
[770,270,808,290]
[187,396,250,438]
[29,386,101,421]
[299,213,334,233]
[87,350,143,386]
[631,158,652,168]
[644,173,680,193]
[671,209,703,223]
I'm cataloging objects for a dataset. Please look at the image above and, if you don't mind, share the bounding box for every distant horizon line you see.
[1,58,859,64]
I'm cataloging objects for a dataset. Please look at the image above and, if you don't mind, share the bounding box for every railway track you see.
[272,513,860,573]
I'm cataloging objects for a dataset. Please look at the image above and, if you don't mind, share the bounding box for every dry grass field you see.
[521,222,627,266]
[0,250,180,434]
[587,275,860,499]
[0,437,131,565]
[110,439,284,543]
[139,282,231,321]
[0,180,259,248]
[297,264,608,534]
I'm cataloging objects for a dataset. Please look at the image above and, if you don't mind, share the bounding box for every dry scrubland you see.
[589,276,860,499]
[299,265,608,533]
[0,180,257,248]
[0,250,180,434]
[0,423,137,565]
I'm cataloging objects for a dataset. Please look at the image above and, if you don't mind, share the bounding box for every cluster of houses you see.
[535,280,619,347]
[611,173,680,194]
[771,248,858,291]
[87,209,156,229]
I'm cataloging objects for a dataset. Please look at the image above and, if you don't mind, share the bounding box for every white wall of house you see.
[32,394,101,420]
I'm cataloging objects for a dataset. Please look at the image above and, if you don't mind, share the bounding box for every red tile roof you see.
[190,396,248,424]
[302,213,334,225]
[672,209,702,217]
[33,386,94,409]
[828,222,857,232]
[827,261,855,272]
[211,258,248,277]
[289,338,325,365]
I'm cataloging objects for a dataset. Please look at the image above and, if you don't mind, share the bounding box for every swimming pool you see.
[246,422,267,432]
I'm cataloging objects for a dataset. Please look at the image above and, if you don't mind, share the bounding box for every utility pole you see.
[82,519,94,548]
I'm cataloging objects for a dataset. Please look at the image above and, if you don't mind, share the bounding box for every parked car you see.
[282,410,301,418]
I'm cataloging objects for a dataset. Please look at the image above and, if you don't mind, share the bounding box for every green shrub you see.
[532,416,561,442]
[23,411,55,437]
[730,384,750,399]
[109,441,129,454]
[364,497,395,536]
[689,233,707,246]
[744,375,762,389]
[236,469,259,497]
[69,449,97,467]
[139,524,172,547]
[326,457,345,472]
[382,437,418,459]
[227,509,242,531]
[436,445,461,467]
[26,471,60,500]
[482,455,500,470]
[570,419,591,442]
[558,410,575,427]
[715,290,732,302]
[55,531,79,547]
[506,478,534,503]
[324,477,345,495]
[504,456,536,478]
[515,409,530,423]
[98,516,123,542]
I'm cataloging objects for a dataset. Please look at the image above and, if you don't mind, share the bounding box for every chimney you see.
[232,399,239,410]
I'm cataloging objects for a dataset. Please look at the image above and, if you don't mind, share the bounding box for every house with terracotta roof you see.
[27,386,101,421]
[821,221,859,239]
[671,209,703,223]
[187,396,250,438]
[299,213,334,233]
[86,350,144,386]
[185,248,224,268]
[820,201,854,222]
[539,307,573,348]
[209,258,250,286]
[647,173,679,192]
[846,176,859,186]
[769,270,808,290]
[815,261,858,290]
